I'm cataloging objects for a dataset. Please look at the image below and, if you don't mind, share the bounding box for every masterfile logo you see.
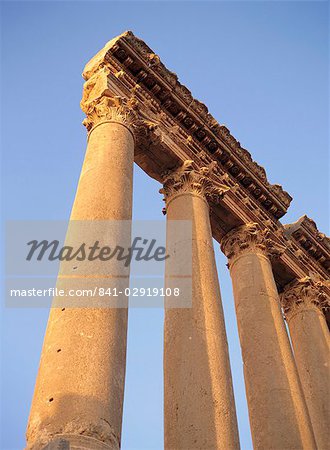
[5,220,192,308]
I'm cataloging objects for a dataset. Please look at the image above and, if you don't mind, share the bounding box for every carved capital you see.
[82,94,140,133]
[159,160,229,205]
[80,67,158,141]
[221,222,285,262]
[280,276,329,319]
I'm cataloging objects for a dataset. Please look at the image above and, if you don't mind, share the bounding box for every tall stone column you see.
[221,223,317,450]
[162,161,240,450]
[26,77,139,449]
[281,277,330,450]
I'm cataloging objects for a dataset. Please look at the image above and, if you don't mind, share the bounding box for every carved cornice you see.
[82,31,292,219]
[280,276,330,320]
[160,160,229,206]
[284,215,330,274]
[221,222,285,262]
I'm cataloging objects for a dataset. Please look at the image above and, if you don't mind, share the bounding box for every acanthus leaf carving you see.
[221,222,286,262]
[81,69,160,143]
[280,276,330,319]
[82,95,140,133]
[159,160,230,205]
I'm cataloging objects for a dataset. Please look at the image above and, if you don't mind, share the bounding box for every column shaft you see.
[222,224,316,450]
[282,279,330,450]
[163,162,240,450]
[26,121,134,450]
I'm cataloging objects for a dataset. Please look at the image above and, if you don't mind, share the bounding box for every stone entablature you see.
[280,276,330,320]
[83,31,292,220]
[284,216,330,273]
[80,31,329,295]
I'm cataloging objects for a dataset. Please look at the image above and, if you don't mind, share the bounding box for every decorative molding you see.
[80,32,329,295]
[159,160,229,206]
[284,215,330,274]
[280,276,330,320]
[82,31,292,219]
[221,222,285,262]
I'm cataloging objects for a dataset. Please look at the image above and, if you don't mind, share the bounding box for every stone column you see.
[221,223,317,450]
[162,161,240,450]
[26,80,139,449]
[281,276,330,450]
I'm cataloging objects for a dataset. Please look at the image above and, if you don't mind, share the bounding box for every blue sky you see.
[1,1,328,449]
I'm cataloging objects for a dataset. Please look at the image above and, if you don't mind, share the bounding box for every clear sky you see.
[1,1,328,449]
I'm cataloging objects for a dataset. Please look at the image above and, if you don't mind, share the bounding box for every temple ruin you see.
[26,32,329,450]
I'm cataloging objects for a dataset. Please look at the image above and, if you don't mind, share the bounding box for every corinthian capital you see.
[82,95,140,133]
[80,66,158,139]
[221,222,285,262]
[280,276,329,319]
[159,160,229,205]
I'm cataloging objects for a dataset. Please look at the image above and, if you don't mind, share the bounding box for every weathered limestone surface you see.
[221,223,317,450]
[26,85,135,449]
[281,277,330,450]
[162,161,240,450]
